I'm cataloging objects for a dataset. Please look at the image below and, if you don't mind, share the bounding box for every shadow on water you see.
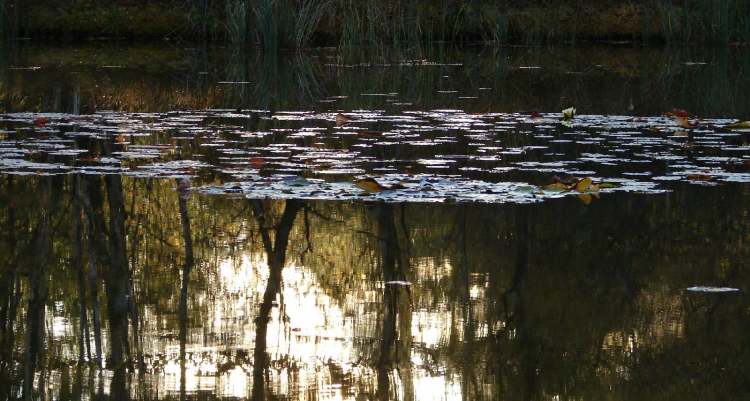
[0,43,749,118]
[0,173,748,399]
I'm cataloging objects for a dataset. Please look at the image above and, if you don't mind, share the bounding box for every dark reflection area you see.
[0,175,749,400]
[373,204,413,401]
[177,179,194,401]
[250,199,300,401]
[1,43,750,118]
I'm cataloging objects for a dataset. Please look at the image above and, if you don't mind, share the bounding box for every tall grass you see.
[225,0,249,45]
[648,0,750,44]
[1,0,22,41]
[187,0,214,40]
[221,0,331,50]
[292,0,332,48]
[8,0,750,46]
[0,0,5,40]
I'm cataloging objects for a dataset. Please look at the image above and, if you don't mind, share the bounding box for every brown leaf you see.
[672,116,697,129]
[355,177,387,193]
[336,113,350,127]
[543,182,570,191]
[577,194,593,205]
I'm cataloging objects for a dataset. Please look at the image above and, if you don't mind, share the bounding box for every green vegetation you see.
[3,0,750,47]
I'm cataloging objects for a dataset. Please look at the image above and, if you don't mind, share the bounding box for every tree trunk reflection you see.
[375,204,413,401]
[177,183,194,401]
[251,200,300,401]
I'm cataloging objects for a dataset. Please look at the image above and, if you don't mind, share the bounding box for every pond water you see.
[0,43,749,400]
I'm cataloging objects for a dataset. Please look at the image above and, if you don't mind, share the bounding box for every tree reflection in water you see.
[0,176,748,400]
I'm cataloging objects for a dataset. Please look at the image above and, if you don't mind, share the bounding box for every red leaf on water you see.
[671,108,690,118]
[250,157,265,168]
[34,117,49,128]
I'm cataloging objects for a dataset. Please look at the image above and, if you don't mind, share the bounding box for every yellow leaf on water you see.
[673,116,696,129]
[725,121,750,129]
[574,177,593,192]
[562,107,576,120]
[543,182,570,191]
[355,177,386,193]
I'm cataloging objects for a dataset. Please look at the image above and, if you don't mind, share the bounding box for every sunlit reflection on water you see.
[0,175,748,400]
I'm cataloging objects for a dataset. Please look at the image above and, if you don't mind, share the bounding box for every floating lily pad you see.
[0,109,747,203]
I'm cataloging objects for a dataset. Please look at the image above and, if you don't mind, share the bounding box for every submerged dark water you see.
[1,43,750,400]
[2,43,750,119]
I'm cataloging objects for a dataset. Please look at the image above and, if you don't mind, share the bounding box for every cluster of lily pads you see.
[0,108,748,203]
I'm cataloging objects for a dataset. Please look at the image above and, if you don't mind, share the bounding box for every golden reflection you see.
[1,177,749,400]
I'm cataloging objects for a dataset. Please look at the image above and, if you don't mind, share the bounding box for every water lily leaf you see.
[250,157,265,168]
[355,177,386,193]
[574,177,593,192]
[725,121,750,129]
[34,117,49,128]
[687,173,712,181]
[597,182,621,189]
[283,176,311,186]
[670,108,690,118]
[543,182,569,191]
[562,107,576,120]
[336,113,350,126]
[673,116,697,129]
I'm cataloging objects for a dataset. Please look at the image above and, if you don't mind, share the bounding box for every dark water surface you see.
[1,43,750,400]
[1,43,750,118]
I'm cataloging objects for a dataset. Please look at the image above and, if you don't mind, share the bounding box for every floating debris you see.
[385,281,412,286]
[686,286,740,293]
